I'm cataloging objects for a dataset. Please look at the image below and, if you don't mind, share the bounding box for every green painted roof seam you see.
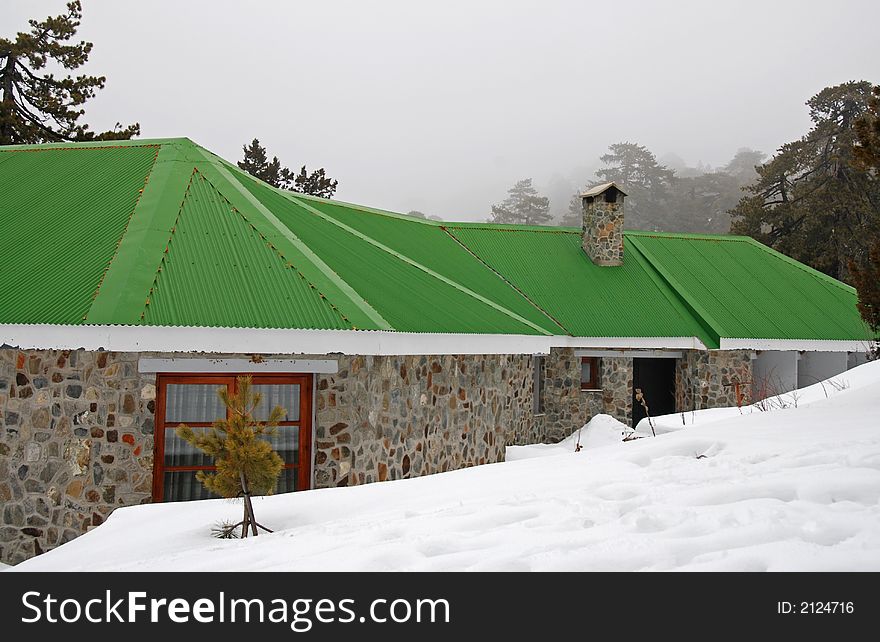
[0,143,163,153]
[448,223,580,234]
[0,138,189,151]
[285,192,555,337]
[621,239,720,349]
[85,146,161,321]
[627,235,725,346]
[441,226,572,335]
[139,168,354,330]
[195,148,393,331]
[139,168,198,321]
[198,171,355,329]
[84,142,197,324]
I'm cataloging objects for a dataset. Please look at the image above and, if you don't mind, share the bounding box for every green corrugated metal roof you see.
[0,143,159,324]
[627,232,867,342]
[445,225,716,344]
[142,170,351,330]
[0,137,869,346]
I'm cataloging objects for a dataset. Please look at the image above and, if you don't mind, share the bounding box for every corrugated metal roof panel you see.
[302,197,562,333]
[142,171,351,330]
[629,233,868,341]
[0,144,159,324]
[446,225,715,343]
[240,179,545,335]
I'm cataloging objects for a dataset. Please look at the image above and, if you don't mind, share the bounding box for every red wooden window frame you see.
[152,373,313,501]
[580,357,601,391]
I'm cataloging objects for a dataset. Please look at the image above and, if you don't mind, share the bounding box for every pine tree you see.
[848,242,880,359]
[238,138,338,198]
[176,376,285,538]
[0,1,139,145]
[293,165,338,198]
[730,81,880,282]
[596,142,676,230]
[854,85,880,172]
[489,178,551,225]
[850,84,880,358]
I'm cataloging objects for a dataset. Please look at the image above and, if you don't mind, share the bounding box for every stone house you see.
[0,138,871,563]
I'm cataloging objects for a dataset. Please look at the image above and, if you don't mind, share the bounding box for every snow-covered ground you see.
[8,362,880,572]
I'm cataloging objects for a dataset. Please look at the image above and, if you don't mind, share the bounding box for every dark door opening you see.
[632,358,677,427]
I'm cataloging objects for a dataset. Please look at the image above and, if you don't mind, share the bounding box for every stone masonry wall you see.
[582,197,624,266]
[0,345,752,565]
[313,354,534,487]
[676,350,753,411]
[0,349,155,565]
[537,349,632,442]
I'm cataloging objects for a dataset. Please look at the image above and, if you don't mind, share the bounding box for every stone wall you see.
[536,349,632,442]
[0,345,752,565]
[0,349,155,565]
[1,349,538,564]
[582,193,624,266]
[313,354,535,487]
[676,350,753,411]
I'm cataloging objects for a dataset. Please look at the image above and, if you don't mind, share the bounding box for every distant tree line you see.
[489,144,763,234]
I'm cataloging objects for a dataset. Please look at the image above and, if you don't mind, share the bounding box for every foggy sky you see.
[5,0,880,221]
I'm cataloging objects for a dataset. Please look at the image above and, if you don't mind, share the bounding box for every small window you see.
[581,357,600,390]
[533,356,545,415]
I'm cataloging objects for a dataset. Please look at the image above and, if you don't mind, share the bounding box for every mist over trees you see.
[0,1,139,144]
[554,144,763,233]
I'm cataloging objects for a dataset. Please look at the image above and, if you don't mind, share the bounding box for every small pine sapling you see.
[176,376,285,538]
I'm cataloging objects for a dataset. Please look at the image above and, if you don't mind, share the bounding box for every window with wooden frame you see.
[152,373,312,502]
[581,357,601,390]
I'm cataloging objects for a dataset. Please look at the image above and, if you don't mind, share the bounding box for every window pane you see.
[163,470,218,502]
[252,384,300,421]
[165,384,226,423]
[164,426,214,468]
[276,467,298,494]
[260,425,300,465]
[533,356,544,414]
[581,360,592,385]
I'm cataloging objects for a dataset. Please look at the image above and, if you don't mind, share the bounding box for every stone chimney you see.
[581,182,626,266]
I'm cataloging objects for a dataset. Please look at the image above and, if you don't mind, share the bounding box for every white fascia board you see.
[0,324,707,356]
[720,337,872,353]
[137,358,339,374]
[574,349,684,359]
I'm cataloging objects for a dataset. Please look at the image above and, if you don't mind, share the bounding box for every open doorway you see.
[632,358,677,427]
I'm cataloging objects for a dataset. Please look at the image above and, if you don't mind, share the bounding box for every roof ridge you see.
[85,145,162,320]
[0,137,191,151]
[626,235,724,346]
[190,147,393,330]
[284,192,556,336]
[139,169,354,329]
[85,141,197,324]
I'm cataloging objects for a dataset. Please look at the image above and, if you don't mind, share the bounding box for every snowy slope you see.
[9,362,880,572]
